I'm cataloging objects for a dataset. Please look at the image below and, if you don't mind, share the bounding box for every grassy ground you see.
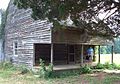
[1,54,120,84]
[0,69,120,84]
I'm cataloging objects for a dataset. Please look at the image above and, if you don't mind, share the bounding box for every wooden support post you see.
[93,46,96,62]
[111,46,114,64]
[98,45,101,63]
[80,45,84,66]
[50,26,54,67]
[50,27,54,70]
[51,43,53,65]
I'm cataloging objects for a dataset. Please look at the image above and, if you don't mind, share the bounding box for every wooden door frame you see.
[68,44,75,64]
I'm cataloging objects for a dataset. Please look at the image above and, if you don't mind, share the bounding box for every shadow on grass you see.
[103,73,120,84]
[44,69,81,79]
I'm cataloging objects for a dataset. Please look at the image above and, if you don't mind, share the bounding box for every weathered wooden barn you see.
[4,0,114,69]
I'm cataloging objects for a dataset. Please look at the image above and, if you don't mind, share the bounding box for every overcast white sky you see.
[0,0,10,9]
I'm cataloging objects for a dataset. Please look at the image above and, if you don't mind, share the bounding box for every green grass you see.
[103,74,120,84]
[0,61,120,84]
[0,70,15,78]
[0,68,120,84]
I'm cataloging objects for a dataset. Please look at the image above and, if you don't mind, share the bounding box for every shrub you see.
[104,62,113,69]
[117,65,120,70]
[19,65,30,74]
[47,63,53,76]
[79,65,92,74]
[95,63,120,70]
[95,63,104,69]
[111,63,118,69]
[38,59,53,78]
[0,61,15,70]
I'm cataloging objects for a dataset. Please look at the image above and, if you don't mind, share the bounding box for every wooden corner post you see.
[98,45,100,63]
[111,45,114,64]
[51,43,53,65]
[80,45,84,66]
[51,26,53,65]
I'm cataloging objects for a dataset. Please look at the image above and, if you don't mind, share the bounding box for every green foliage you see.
[37,59,85,79]
[111,63,118,69]
[116,65,120,70]
[50,70,80,78]
[99,46,111,54]
[99,38,120,54]
[0,61,15,70]
[114,38,120,54]
[37,60,93,79]
[38,59,53,78]
[19,65,30,74]
[0,9,8,39]
[103,75,120,84]
[95,63,105,69]
[14,0,120,38]
[104,62,113,69]
[95,63,120,70]
[100,46,107,54]
[79,65,92,74]
[0,62,31,74]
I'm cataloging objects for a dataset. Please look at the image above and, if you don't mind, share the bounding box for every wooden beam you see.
[98,45,101,63]
[93,46,96,62]
[111,46,114,64]
[51,43,53,64]
[50,27,53,70]
[80,45,84,66]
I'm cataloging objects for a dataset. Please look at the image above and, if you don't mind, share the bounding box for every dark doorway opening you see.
[68,45,75,63]
[53,44,68,65]
[34,44,51,65]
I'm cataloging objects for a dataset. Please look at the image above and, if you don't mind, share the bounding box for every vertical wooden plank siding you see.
[98,45,101,63]
[80,45,84,66]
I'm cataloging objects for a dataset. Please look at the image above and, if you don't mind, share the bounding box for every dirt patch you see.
[89,72,107,80]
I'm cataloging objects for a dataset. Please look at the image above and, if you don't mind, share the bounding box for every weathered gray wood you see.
[4,0,110,68]
[51,43,53,65]
[98,45,101,63]
[4,0,52,68]
[50,26,53,65]
[111,46,114,64]
[80,45,84,66]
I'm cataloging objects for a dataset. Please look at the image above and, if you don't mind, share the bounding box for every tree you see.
[113,37,120,53]
[14,0,120,39]
[0,9,7,39]
[99,37,120,54]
